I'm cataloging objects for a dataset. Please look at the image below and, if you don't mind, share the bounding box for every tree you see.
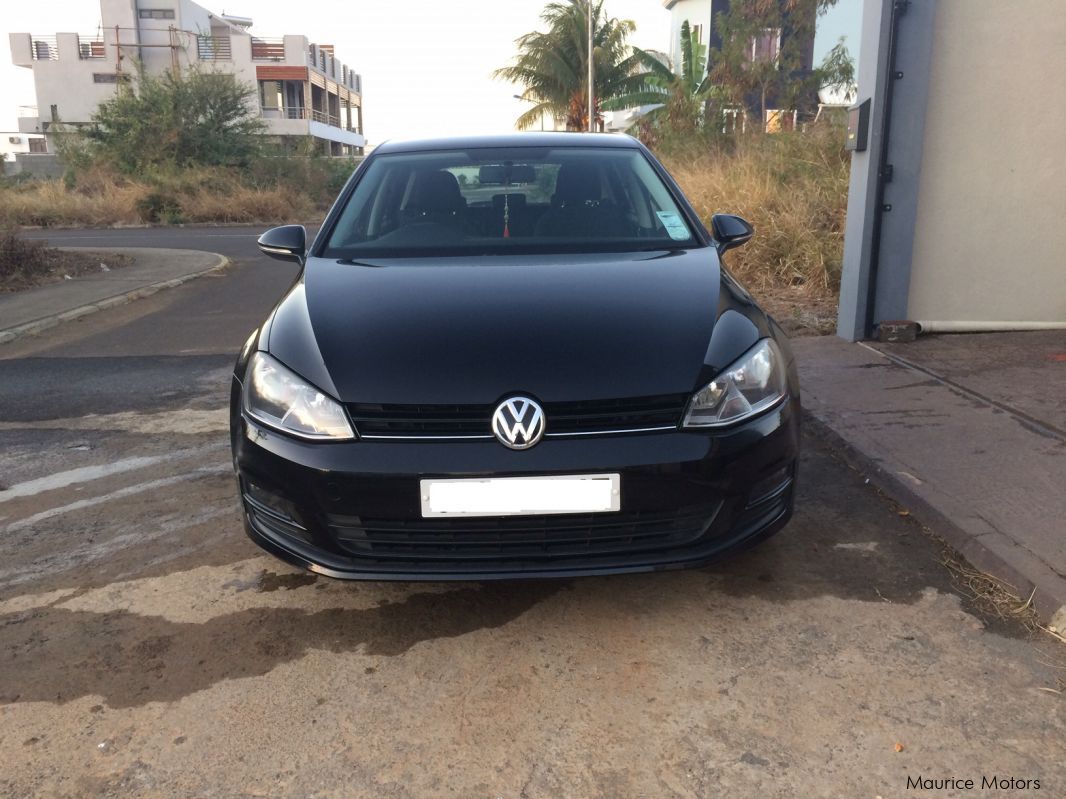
[495,0,659,131]
[85,65,264,172]
[708,0,838,129]
[604,20,726,137]
[817,37,856,104]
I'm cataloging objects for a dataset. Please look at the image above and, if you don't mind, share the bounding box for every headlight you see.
[243,352,355,440]
[683,338,787,428]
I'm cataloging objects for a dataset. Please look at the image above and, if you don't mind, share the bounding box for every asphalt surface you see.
[0,227,1063,798]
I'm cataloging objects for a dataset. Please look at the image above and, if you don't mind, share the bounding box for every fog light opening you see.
[746,465,793,508]
[244,480,302,525]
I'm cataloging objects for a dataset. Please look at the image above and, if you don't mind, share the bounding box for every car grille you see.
[329,503,722,562]
[347,394,689,439]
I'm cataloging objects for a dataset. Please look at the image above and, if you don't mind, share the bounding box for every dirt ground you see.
[0,239,133,293]
[757,288,839,337]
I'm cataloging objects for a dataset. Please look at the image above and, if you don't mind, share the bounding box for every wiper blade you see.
[336,258,387,267]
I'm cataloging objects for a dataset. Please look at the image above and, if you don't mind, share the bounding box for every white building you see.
[1,116,48,164]
[9,0,365,157]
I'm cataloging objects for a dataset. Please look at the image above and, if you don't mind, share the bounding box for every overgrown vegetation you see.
[0,160,354,227]
[657,122,849,333]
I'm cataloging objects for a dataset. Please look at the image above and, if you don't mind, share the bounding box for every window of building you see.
[28,138,47,153]
[139,9,176,19]
[764,109,797,133]
[751,28,782,64]
[721,108,745,134]
[93,73,119,83]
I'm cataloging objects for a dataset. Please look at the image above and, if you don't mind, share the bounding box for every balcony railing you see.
[261,105,361,135]
[78,35,106,59]
[196,35,231,60]
[251,37,285,61]
[311,109,340,127]
[30,36,58,61]
[261,106,309,120]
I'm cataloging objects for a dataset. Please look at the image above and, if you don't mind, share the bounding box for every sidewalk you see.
[794,332,1066,627]
[0,247,228,344]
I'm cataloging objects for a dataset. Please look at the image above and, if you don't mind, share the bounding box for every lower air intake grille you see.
[328,503,721,562]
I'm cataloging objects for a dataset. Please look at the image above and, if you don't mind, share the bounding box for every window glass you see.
[323,147,701,258]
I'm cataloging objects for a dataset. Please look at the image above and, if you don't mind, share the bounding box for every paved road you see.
[0,228,1062,798]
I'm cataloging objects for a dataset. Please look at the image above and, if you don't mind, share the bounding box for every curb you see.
[803,408,1066,629]
[0,253,230,345]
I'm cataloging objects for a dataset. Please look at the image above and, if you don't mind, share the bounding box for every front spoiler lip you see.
[240,492,793,582]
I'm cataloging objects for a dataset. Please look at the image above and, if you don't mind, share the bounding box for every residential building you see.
[661,0,816,131]
[9,0,364,157]
[1,119,48,162]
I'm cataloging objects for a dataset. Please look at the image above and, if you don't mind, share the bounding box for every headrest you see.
[408,170,465,213]
[552,163,601,206]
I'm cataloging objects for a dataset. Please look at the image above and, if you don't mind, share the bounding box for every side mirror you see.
[710,214,754,253]
[257,225,306,263]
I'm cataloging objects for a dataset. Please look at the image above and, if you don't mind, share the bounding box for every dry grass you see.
[0,173,143,227]
[940,548,1045,633]
[0,164,321,228]
[660,125,850,307]
[179,185,314,224]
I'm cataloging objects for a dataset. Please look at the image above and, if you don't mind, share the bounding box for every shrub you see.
[85,67,264,173]
[135,190,184,224]
[0,227,48,284]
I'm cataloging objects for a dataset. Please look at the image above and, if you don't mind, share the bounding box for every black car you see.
[230,133,800,580]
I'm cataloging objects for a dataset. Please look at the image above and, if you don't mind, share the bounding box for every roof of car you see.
[372,132,642,155]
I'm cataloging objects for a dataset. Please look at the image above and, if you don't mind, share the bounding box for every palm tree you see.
[603,20,719,135]
[495,1,657,131]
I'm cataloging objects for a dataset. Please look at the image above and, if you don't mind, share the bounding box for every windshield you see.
[321,146,702,258]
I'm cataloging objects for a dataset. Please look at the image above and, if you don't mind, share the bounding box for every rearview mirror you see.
[257,225,306,263]
[478,164,536,185]
[710,214,754,253]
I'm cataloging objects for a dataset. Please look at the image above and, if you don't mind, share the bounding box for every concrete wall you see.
[10,153,64,178]
[905,0,1066,326]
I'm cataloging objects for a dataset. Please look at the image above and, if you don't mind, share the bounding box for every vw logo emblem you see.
[491,396,546,450]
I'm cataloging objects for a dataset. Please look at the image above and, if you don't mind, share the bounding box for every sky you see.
[0,0,862,144]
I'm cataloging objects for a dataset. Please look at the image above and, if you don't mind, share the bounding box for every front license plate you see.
[420,474,621,518]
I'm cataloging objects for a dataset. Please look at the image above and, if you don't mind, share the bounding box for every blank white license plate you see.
[420,474,620,518]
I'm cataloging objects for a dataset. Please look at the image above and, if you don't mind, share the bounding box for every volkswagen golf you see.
[230,133,800,580]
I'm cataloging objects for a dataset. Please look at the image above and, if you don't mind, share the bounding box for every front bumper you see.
[231,394,800,580]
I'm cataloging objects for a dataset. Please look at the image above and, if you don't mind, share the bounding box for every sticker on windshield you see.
[656,211,690,241]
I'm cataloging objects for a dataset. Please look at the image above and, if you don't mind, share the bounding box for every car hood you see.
[281,249,722,405]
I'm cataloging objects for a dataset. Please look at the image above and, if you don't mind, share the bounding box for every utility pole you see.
[587,0,594,132]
